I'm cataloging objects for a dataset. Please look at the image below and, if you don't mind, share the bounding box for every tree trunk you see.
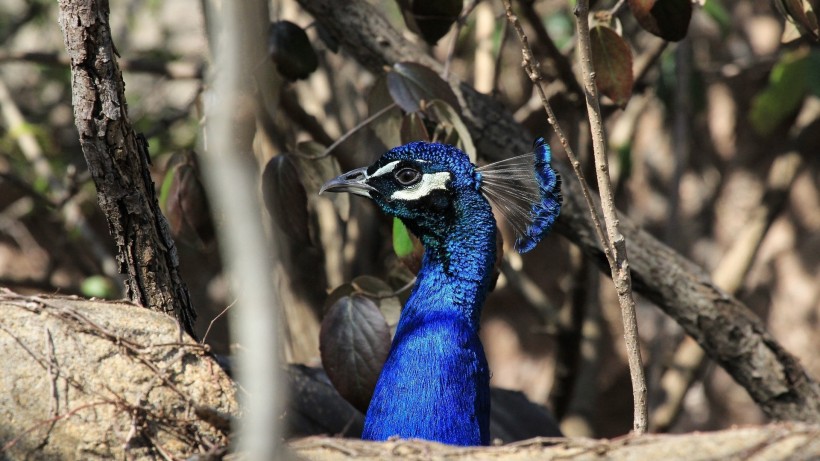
[57,0,196,336]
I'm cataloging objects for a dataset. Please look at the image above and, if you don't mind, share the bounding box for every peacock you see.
[320,138,562,446]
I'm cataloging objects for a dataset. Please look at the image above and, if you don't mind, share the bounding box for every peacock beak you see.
[320,166,378,198]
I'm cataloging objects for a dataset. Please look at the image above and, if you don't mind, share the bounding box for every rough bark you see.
[57,0,196,335]
[295,0,820,422]
[0,290,235,460]
[290,423,820,460]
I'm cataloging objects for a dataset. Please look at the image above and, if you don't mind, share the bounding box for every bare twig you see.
[504,0,647,434]
[201,298,238,345]
[517,0,583,98]
[1,401,114,452]
[304,102,398,160]
[502,0,611,265]
[633,39,668,84]
[0,51,203,79]
[504,0,647,433]
[490,12,509,95]
[573,0,647,434]
[609,0,627,16]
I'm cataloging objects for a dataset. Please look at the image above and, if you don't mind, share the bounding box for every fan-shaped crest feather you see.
[477,137,562,253]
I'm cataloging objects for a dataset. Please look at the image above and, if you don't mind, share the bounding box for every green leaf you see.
[703,0,732,36]
[392,217,414,258]
[807,49,820,96]
[749,48,810,136]
[81,276,117,299]
[589,26,634,108]
[159,160,176,212]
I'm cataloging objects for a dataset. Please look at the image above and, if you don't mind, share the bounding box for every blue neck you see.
[362,193,496,446]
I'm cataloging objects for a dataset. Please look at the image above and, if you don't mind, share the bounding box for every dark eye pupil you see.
[395,168,420,185]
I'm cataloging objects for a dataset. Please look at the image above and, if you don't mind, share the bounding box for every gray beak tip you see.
[319,166,376,198]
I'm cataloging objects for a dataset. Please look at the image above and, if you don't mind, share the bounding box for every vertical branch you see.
[201,0,282,457]
[57,0,196,336]
[503,0,647,433]
[501,1,611,265]
[573,0,647,433]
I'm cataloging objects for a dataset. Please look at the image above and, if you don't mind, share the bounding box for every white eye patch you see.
[390,171,451,201]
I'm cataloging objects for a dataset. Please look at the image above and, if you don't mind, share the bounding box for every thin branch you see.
[517,0,583,98]
[502,0,612,266]
[305,102,398,160]
[490,12,509,95]
[633,38,668,85]
[573,0,647,434]
[608,0,627,16]
[0,51,204,79]
[201,298,238,345]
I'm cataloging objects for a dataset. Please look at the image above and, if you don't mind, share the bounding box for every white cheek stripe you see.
[369,161,400,178]
[390,172,451,201]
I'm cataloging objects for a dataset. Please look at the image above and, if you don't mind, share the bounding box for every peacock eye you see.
[394,167,421,186]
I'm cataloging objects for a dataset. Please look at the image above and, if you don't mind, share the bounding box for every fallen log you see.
[0,290,236,460]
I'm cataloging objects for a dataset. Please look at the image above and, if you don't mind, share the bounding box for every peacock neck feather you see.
[362,189,496,446]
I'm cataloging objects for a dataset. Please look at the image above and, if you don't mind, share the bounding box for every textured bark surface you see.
[295,0,820,422]
[57,0,196,335]
[0,291,236,460]
[290,423,820,460]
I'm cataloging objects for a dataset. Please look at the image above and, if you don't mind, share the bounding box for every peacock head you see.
[320,142,479,240]
[320,139,562,253]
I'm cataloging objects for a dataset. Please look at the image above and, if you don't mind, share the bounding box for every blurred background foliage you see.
[0,0,818,439]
